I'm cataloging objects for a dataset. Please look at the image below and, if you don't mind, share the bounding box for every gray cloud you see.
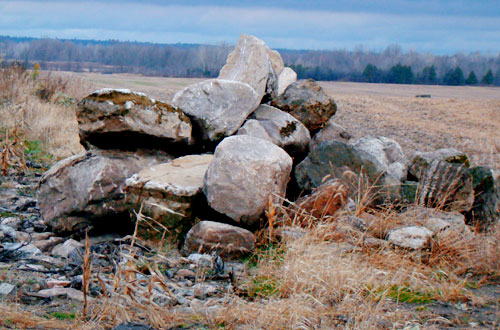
[0,1,499,54]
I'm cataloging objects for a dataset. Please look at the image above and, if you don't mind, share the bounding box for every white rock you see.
[203,135,293,226]
[0,283,15,296]
[388,226,434,249]
[51,239,83,259]
[172,79,259,142]
[277,67,297,95]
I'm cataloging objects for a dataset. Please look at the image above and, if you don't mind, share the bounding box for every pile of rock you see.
[35,33,499,263]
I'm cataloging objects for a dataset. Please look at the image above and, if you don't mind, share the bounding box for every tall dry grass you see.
[0,61,87,159]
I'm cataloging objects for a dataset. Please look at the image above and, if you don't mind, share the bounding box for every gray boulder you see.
[310,118,351,148]
[271,79,337,133]
[125,154,213,241]
[417,160,474,213]
[295,140,387,191]
[183,221,255,259]
[78,88,192,149]
[203,135,292,226]
[408,148,469,180]
[37,150,168,233]
[172,79,259,143]
[277,67,297,96]
[237,104,311,154]
[218,33,283,102]
[351,136,407,182]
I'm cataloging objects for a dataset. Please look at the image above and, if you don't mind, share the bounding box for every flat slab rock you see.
[125,154,213,241]
[172,79,259,142]
[78,88,192,149]
[126,154,213,197]
[183,221,255,259]
[204,135,292,226]
[388,226,434,250]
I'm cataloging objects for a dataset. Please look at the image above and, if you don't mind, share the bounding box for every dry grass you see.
[209,201,500,329]
[0,62,86,159]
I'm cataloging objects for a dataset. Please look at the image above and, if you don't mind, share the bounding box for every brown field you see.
[2,70,500,329]
[72,72,500,173]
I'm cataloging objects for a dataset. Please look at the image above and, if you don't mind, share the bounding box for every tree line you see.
[1,36,499,86]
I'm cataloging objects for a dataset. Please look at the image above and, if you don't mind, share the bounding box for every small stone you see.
[47,280,71,288]
[388,226,434,249]
[193,283,218,299]
[176,269,196,279]
[0,283,15,296]
[33,237,64,252]
[14,231,31,243]
[51,239,83,259]
[187,253,214,268]
[183,221,256,259]
[35,287,89,302]
[1,217,22,230]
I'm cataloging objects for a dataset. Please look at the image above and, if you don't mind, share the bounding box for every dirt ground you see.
[68,72,500,173]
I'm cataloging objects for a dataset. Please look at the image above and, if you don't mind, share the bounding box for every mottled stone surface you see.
[78,88,192,149]
[203,135,292,226]
[172,79,259,142]
[271,79,337,133]
[465,166,500,230]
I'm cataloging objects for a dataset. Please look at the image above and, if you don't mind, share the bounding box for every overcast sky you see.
[1,0,499,54]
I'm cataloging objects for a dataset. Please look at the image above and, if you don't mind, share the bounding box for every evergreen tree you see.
[386,64,414,84]
[362,64,381,83]
[482,69,494,85]
[419,65,437,84]
[465,71,478,85]
[443,67,465,85]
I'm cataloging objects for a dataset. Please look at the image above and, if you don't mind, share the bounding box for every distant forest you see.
[1,35,500,86]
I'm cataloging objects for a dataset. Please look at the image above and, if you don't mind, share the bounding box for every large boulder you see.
[310,118,351,149]
[203,135,292,226]
[408,148,469,180]
[237,104,311,154]
[218,34,283,102]
[295,140,386,191]
[417,160,474,213]
[125,154,213,242]
[182,221,255,259]
[464,166,500,230]
[277,67,297,96]
[271,79,337,133]
[78,89,192,150]
[172,79,259,143]
[36,150,168,233]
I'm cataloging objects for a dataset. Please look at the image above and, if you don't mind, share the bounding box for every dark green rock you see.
[401,181,419,204]
[465,166,500,230]
[295,140,382,191]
